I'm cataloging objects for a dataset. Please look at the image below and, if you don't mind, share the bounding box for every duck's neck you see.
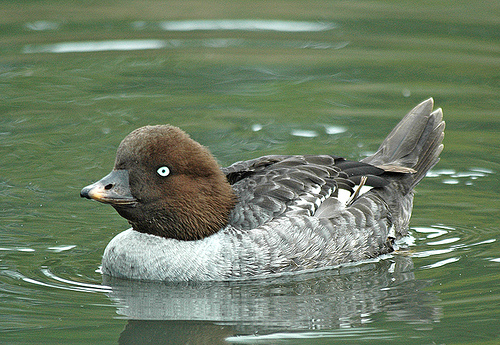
[115,178,237,241]
[126,206,232,241]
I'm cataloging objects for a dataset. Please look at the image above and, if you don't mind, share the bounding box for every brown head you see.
[81,125,237,241]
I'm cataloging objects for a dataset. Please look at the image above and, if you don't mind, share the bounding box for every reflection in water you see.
[104,255,440,344]
[22,19,343,54]
[23,19,336,33]
[426,167,494,186]
[158,19,336,32]
[25,20,60,31]
[23,39,349,54]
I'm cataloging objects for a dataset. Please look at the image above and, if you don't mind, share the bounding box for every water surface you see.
[1,1,499,344]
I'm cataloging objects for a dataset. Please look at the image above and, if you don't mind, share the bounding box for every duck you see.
[81,98,444,281]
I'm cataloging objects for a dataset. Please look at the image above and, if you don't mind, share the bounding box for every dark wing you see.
[223,154,390,230]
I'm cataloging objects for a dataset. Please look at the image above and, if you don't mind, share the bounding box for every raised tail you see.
[362,98,445,191]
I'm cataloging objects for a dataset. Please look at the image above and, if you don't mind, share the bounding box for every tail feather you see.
[362,98,445,190]
[359,98,445,239]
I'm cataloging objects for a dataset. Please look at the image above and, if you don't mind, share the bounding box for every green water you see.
[1,1,499,344]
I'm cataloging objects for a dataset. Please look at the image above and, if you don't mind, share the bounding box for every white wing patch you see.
[337,188,352,205]
[337,182,373,207]
[345,176,372,207]
[314,177,374,218]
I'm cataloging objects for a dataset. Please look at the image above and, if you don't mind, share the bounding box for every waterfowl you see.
[81,98,444,281]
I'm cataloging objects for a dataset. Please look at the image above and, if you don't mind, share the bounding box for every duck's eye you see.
[157,166,170,177]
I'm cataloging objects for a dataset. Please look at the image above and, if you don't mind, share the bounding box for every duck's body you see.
[81,98,444,281]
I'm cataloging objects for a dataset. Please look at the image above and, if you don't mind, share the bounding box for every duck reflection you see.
[104,255,440,344]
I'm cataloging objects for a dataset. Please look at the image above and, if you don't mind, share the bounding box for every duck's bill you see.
[80,170,137,206]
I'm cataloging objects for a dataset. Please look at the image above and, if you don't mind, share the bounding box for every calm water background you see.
[1,1,499,344]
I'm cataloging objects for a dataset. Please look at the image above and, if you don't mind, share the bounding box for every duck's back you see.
[224,154,389,227]
[219,154,398,276]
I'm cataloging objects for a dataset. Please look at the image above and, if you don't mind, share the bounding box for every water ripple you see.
[426,167,494,186]
[40,267,111,293]
[226,327,397,343]
[23,38,349,54]
[420,257,460,269]
[409,224,497,270]
[1,268,110,294]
